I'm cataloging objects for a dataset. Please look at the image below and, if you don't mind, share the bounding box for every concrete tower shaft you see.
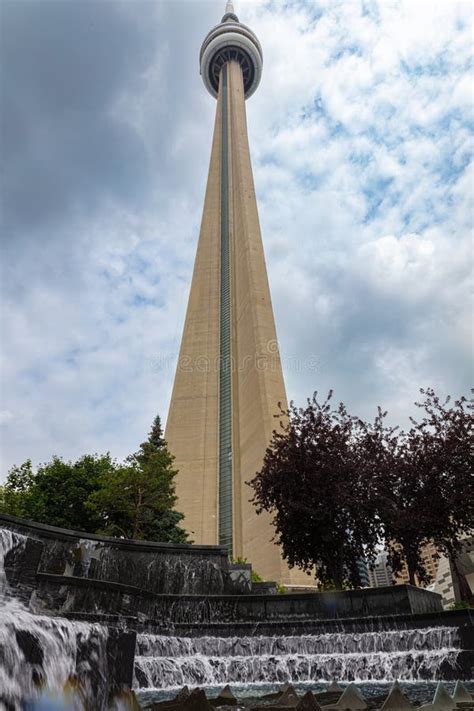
[166,5,309,585]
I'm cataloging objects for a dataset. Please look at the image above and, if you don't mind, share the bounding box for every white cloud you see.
[1,0,472,476]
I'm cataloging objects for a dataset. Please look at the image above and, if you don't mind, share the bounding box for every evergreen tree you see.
[89,416,188,542]
[145,415,166,451]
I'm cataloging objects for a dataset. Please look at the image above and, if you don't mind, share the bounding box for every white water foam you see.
[0,527,109,710]
[133,629,462,689]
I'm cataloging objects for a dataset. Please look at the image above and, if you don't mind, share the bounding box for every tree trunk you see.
[406,559,416,586]
[329,554,344,590]
[133,488,143,539]
[450,556,471,603]
[403,546,418,586]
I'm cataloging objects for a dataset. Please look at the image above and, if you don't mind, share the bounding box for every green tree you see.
[0,455,114,531]
[1,415,189,544]
[89,416,188,542]
[0,460,37,519]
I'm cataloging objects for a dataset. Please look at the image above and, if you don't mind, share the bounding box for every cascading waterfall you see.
[52,535,225,595]
[2,524,471,703]
[0,528,110,710]
[0,528,26,591]
[133,629,462,689]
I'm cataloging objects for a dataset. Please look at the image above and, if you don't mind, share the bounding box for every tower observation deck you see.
[165,2,308,585]
[199,1,262,99]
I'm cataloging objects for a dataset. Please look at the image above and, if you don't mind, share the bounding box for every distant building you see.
[368,552,393,587]
[431,535,474,608]
[388,536,474,608]
[357,558,370,588]
[394,540,440,587]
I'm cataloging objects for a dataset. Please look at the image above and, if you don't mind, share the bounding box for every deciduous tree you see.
[1,415,189,544]
[248,393,382,589]
[1,455,112,531]
[379,389,473,590]
[249,387,473,593]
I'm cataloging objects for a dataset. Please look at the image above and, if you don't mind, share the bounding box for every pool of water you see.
[136,680,474,707]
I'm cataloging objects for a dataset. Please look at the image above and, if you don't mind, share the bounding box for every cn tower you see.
[166,2,307,585]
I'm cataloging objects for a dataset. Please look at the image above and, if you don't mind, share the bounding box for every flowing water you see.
[1,526,471,709]
[135,681,474,708]
[133,628,463,689]
[0,528,111,710]
[43,534,226,595]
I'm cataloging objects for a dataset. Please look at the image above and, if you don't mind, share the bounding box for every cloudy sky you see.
[1,0,472,475]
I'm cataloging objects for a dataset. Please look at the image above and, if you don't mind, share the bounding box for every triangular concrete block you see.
[419,682,457,711]
[175,687,191,703]
[432,681,455,709]
[277,686,299,708]
[453,681,473,702]
[296,691,322,711]
[220,686,235,699]
[381,681,415,710]
[327,682,343,693]
[333,683,368,709]
[183,689,213,711]
[214,686,237,707]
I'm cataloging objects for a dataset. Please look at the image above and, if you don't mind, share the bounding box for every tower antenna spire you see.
[222,0,238,22]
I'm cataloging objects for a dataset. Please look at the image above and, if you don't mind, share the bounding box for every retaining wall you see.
[0,513,230,595]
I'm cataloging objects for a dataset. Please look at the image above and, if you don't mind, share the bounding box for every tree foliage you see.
[89,416,188,542]
[249,388,473,592]
[1,415,188,544]
[1,455,112,531]
[378,389,473,588]
[249,393,382,589]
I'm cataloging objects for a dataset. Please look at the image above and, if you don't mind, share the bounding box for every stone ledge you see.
[168,607,473,634]
[0,512,226,554]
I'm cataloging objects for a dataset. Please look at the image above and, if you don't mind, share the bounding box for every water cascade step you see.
[133,628,463,690]
[0,528,134,710]
[2,518,473,704]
